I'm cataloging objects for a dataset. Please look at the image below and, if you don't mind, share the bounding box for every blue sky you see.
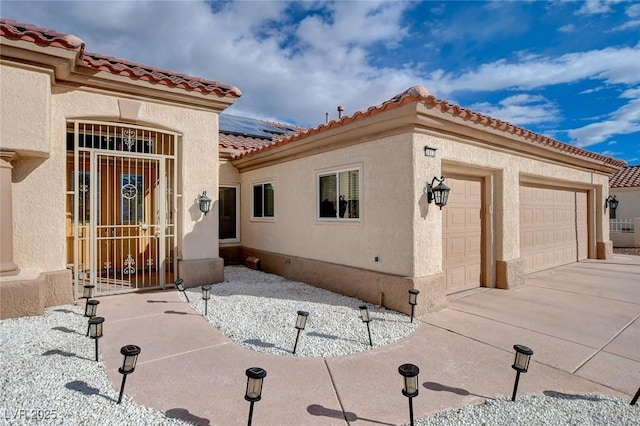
[3,0,639,164]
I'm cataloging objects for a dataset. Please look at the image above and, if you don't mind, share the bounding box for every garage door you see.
[520,186,588,274]
[443,177,482,294]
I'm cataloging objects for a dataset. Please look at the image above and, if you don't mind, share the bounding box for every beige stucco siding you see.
[414,132,610,270]
[240,133,416,276]
[0,64,51,155]
[8,83,220,274]
[611,187,640,220]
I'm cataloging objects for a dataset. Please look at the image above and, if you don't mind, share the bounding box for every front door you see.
[67,122,178,296]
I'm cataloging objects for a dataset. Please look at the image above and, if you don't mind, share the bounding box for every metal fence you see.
[610,219,635,232]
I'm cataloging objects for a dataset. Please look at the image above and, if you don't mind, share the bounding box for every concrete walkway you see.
[98,257,640,425]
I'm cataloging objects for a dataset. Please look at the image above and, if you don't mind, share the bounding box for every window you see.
[252,182,274,219]
[219,186,238,240]
[318,168,360,220]
[120,173,144,222]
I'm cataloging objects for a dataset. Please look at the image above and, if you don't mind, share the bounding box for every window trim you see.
[219,184,240,243]
[251,181,275,220]
[317,166,361,222]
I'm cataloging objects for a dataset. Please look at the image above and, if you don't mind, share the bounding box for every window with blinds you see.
[252,182,274,219]
[319,168,360,220]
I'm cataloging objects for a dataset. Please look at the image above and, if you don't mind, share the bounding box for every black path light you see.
[408,289,420,323]
[174,278,190,303]
[511,344,533,401]
[85,299,100,336]
[117,345,141,404]
[245,367,267,426]
[88,316,104,362]
[359,305,373,347]
[292,310,309,354]
[202,285,211,316]
[398,363,420,426]
[631,386,640,405]
[82,285,95,311]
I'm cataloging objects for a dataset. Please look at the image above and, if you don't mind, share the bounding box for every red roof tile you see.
[0,18,241,98]
[232,85,627,170]
[610,165,640,188]
[219,133,276,151]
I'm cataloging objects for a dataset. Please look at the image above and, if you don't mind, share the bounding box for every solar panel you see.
[219,114,288,139]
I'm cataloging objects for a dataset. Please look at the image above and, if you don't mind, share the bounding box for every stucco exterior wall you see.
[240,133,416,277]
[610,187,640,220]
[0,64,51,155]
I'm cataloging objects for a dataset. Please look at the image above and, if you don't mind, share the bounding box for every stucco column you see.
[495,168,524,288]
[0,151,19,275]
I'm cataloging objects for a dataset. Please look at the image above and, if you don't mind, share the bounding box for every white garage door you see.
[443,177,482,295]
[520,186,588,274]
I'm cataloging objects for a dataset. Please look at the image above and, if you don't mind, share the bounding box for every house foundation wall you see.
[496,258,525,289]
[241,247,447,315]
[178,258,224,288]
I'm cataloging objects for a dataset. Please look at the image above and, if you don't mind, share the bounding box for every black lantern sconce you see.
[292,310,309,354]
[511,344,533,401]
[408,289,419,323]
[399,363,420,426]
[245,367,267,426]
[202,285,211,316]
[359,305,373,347]
[88,316,104,362]
[426,176,450,209]
[117,344,141,404]
[199,191,212,216]
[85,299,100,336]
[174,278,190,303]
[605,195,618,211]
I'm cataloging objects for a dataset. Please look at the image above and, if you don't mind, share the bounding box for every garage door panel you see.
[443,177,482,295]
[520,186,588,274]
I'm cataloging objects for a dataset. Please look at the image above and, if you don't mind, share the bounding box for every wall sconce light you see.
[174,278,190,303]
[426,176,450,209]
[245,367,267,426]
[424,146,437,157]
[511,344,533,401]
[292,310,309,354]
[408,289,419,323]
[117,344,141,404]
[604,195,618,211]
[398,363,420,426]
[359,305,373,347]
[202,285,211,316]
[199,191,212,215]
[88,316,104,362]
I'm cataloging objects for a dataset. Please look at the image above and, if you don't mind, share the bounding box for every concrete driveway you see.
[98,257,640,425]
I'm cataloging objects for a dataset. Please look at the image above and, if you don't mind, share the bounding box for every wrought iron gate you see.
[67,121,178,296]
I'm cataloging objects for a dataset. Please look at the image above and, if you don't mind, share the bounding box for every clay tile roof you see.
[610,165,640,188]
[0,18,241,98]
[232,85,627,169]
[219,114,303,151]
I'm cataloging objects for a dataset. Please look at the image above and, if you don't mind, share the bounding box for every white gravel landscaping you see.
[1,265,638,425]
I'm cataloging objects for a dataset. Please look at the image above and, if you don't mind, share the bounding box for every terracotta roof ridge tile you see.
[610,165,640,188]
[233,85,626,169]
[1,18,241,98]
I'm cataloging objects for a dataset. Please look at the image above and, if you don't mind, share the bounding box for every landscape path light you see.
[359,305,373,347]
[398,363,420,426]
[85,299,100,336]
[408,289,419,323]
[82,285,95,311]
[511,344,533,401]
[202,285,211,316]
[245,367,267,426]
[117,345,141,404]
[174,278,189,303]
[292,310,309,354]
[88,316,104,362]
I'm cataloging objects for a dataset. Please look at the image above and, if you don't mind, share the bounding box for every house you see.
[0,18,240,318]
[609,165,640,248]
[1,18,626,320]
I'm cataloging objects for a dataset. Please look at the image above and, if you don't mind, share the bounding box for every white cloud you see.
[558,24,576,33]
[470,94,561,126]
[627,3,640,18]
[569,97,640,147]
[575,0,614,15]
